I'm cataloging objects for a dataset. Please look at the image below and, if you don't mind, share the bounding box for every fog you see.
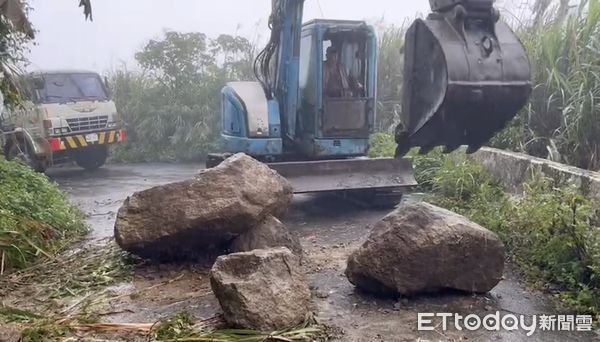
[26,0,433,73]
[25,0,534,73]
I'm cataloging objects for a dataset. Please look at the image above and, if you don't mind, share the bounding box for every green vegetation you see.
[0,1,34,107]
[375,25,406,132]
[0,159,86,273]
[371,134,600,320]
[432,167,600,320]
[109,31,255,162]
[491,0,600,170]
[367,132,397,158]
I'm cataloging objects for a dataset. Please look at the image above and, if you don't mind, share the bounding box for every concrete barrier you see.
[472,147,600,198]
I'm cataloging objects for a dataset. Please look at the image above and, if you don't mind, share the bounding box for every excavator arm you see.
[214,0,530,203]
[395,0,531,157]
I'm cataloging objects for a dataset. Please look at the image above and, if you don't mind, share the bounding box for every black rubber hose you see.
[254,0,284,99]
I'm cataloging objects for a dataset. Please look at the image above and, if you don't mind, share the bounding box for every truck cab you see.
[1,70,125,172]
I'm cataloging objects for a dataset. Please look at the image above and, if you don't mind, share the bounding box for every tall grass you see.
[375,25,407,132]
[493,0,600,170]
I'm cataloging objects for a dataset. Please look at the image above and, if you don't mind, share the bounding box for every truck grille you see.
[66,115,108,132]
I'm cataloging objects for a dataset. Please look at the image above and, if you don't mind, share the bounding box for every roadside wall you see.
[472,147,600,198]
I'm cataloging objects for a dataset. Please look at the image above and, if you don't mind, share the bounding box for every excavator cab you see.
[269,19,418,196]
[295,19,377,157]
[396,0,531,156]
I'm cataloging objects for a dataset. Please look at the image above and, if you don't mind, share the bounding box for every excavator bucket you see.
[395,0,531,157]
[267,158,417,194]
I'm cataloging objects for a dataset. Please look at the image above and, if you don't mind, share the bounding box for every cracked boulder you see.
[114,153,293,260]
[346,202,505,296]
[210,248,311,331]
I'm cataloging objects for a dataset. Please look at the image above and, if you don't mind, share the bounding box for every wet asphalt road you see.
[49,163,204,239]
[48,163,599,341]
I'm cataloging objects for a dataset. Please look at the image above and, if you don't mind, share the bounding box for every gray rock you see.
[230,215,303,255]
[114,153,293,260]
[346,202,505,296]
[210,248,311,331]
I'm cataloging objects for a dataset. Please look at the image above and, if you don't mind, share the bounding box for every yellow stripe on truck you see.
[65,136,78,149]
[108,131,116,144]
[77,135,88,147]
[60,131,122,150]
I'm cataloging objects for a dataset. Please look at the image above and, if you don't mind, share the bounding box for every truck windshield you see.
[39,73,108,103]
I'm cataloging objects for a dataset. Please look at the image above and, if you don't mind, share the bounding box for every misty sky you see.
[26,0,528,73]
[25,0,431,73]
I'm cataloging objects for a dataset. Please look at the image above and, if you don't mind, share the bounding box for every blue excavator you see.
[208,0,531,205]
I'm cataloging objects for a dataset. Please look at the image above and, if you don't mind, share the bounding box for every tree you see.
[210,34,256,81]
[135,31,215,104]
[0,0,33,107]
[111,31,256,162]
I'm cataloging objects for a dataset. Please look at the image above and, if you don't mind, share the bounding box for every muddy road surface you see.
[47,164,598,342]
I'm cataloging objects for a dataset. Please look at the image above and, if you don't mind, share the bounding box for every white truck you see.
[1,70,125,172]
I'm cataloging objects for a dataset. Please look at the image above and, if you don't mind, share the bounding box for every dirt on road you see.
[1,163,596,341]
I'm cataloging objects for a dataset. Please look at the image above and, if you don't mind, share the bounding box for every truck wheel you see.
[6,141,47,172]
[74,145,108,171]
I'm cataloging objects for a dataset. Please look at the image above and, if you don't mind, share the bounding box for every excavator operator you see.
[323,46,363,98]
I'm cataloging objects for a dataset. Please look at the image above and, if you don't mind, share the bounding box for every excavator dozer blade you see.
[396,1,531,157]
[267,158,417,194]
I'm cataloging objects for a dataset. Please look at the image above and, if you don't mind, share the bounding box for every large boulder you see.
[230,215,303,256]
[210,248,312,331]
[114,153,293,260]
[346,202,505,296]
